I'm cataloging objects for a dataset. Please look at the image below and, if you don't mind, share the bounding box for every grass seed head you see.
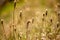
[43,14,45,17]
[1,19,4,24]
[58,13,60,16]
[12,24,14,27]
[27,21,30,28]
[57,24,59,28]
[57,3,60,8]
[32,19,34,23]
[42,18,44,21]
[50,19,52,23]
[10,25,11,28]
[14,0,17,9]
[20,12,22,18]
[14,2,16,9]
[14,29,16,32]
[19,10,23,19]
[45,9,48,16]
[57,21,60,28]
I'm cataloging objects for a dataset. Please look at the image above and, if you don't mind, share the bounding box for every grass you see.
[0,0,60,40]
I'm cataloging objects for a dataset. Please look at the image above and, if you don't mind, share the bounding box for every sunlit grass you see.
[0,0,60,40]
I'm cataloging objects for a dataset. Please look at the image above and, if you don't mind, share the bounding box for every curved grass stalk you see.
[1,19,7,40]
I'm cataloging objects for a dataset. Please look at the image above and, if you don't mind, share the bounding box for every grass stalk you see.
[26,21,30,40]
[1,19,7,40]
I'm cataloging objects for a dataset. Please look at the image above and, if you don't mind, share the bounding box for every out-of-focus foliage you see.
[0,0,60,40]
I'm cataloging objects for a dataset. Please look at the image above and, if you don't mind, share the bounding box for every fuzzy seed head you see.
[32,19,34,23]
[1,19,4,24]
[50,19,52,23]
[43,14,45,17]
[42,18,44,21]
[45,9,48,16]
[27,21,30,28]
[14,29,16,31]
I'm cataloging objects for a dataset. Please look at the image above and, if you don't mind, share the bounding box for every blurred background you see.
[0,0,60,40]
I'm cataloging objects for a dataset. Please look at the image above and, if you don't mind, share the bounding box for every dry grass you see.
[0,0,60,40]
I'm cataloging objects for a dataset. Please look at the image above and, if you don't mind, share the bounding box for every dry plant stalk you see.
[11,24,17,40]
[1,19,7,40]
[12,0,17,39]
[18,33,22,40]
[13,0,17,24]
[26,21,30,40]
[14,0,17,9]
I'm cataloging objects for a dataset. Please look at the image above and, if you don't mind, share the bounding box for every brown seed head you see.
[45,9,48,16]
[43,14,45,17]
[32,19,34,23]
[50,19,52,23]
[27,21,30,28]
[1,19,4,24]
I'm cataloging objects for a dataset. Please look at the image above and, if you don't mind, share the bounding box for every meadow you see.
[0,0,60,40]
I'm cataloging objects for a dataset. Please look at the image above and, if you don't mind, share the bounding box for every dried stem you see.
[1,19,7,40]
[26,21,30,40]
[13,0,17,24]
[12,0,16,39]
[18,33,22,40]
[12,24,16,40]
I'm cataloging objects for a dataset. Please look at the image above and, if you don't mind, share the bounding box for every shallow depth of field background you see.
[0,0,60,40]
